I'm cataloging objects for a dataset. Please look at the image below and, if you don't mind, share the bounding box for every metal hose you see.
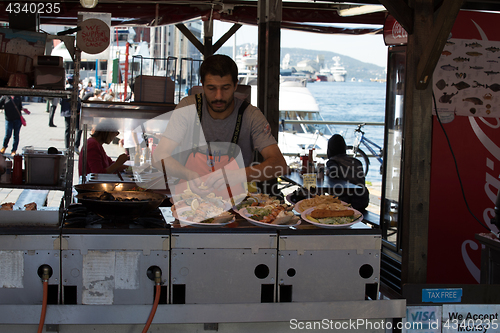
[37,266,50,333]
[142,269,161,333]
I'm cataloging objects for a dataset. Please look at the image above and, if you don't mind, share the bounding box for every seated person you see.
[326,134,369,210]
[79,130,129,176]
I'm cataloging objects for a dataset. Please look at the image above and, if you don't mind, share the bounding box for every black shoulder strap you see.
[195,93,203,121]
[192,94,203,150]
[228,100,249,158]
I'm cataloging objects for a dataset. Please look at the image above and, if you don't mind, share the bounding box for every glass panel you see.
[381,46,406,253]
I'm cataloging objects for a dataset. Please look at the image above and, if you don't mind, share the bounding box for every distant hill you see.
[218,44,387,81]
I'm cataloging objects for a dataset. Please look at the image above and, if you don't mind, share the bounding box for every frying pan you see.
[75,191,166,217]
[74,182,145,194]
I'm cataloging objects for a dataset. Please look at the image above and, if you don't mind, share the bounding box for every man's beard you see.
[208,96,233,113]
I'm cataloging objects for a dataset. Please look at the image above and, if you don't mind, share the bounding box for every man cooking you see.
[153,54,287,200]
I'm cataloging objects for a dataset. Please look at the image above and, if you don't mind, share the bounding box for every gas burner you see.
[64,204,167,229]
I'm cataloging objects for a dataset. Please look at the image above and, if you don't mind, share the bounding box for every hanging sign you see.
[77,18,110,54]
[383,15,408,46]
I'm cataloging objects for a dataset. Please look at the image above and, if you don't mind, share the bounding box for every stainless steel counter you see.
[81,101,175,134]
[0,300,406,324]
[0,217,405,332]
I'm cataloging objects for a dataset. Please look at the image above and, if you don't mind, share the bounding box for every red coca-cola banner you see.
[383,15,408,46]
[428,10,500,284]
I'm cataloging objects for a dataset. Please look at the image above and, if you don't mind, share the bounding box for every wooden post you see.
[257,0,282,140]
[401,0,434,284]
[399,0,462,285]
[203,17,214,57]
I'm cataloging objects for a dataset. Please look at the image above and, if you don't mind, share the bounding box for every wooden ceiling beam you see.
[213,23,242,53]
[415,0,464,89]
[379,0,414,34]
[175,23,205,54]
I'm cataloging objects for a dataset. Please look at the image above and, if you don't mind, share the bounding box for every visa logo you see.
[411,311,437,321]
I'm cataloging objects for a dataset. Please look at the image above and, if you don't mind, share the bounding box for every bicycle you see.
[346,123,383,177]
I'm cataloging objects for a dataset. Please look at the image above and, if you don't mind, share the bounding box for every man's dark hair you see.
[199,54,238,84]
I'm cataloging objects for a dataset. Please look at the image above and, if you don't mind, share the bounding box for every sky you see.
[213,22,389,68]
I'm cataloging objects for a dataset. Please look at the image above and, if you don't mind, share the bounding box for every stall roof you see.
[1,1,500,34]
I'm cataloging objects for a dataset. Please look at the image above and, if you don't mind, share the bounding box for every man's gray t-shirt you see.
[163,94,277,167]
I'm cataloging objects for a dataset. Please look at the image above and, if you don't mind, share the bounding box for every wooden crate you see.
[0,52,33,85]
[133,75,175,103]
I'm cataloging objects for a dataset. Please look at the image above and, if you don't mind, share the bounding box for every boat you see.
[314,56,347,82]
[236,51,333,163]
[330,56,347,82]
[277,87,333,163]
[315,74,329,82]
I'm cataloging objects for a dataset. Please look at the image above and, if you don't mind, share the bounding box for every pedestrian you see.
[89,89,103,101]
[80,80,94,100]
[0,96,26,156]
[103,89,115,101]
[122,126,144,165]
[85,80,94,95]
[61,78,83,154]
[49,97,59,127]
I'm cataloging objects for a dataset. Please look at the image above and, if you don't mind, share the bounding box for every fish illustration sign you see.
[433,12,500,119]
[428,10,500,285]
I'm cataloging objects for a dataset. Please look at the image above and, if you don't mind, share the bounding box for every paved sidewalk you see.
[0,100,125,207]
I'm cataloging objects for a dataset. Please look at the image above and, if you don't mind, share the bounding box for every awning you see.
[0,2,386,35]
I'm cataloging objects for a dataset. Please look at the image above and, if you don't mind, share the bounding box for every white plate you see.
[238,208,301,229]
[285,192,317,205]
[234,201,293,215]
[174,206,235,228]
[294,197,348,214]
[300,207,363,229]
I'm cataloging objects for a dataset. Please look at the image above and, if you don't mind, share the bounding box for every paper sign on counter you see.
[303,173,317,190]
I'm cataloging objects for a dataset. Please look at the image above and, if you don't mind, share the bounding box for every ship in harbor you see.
[315,56,347,82]
[330,56,347,82]
[235,48,333,163]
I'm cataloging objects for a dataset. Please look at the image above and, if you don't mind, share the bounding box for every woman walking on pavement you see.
[49,97,59,127]
[0,96,25,156]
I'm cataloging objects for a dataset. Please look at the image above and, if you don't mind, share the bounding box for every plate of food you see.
[238,206,301,229]
[294,195,346,214]
[233,193,284,211]
[301,207,363,228]
[285,187,320,204]
[173,205,235,227]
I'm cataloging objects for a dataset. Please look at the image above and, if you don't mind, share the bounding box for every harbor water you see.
[307,81,386,185]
